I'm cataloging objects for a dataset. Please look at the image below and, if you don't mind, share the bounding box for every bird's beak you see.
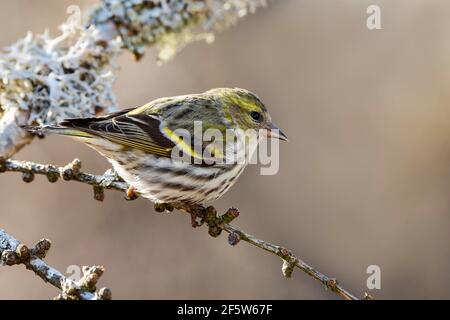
[266,123,288,142]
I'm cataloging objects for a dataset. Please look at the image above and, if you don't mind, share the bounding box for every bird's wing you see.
[59,108,212,162]
[59,110,176,158]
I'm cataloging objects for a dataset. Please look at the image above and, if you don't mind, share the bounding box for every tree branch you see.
[0,158,363,300]
[0,228,111,300]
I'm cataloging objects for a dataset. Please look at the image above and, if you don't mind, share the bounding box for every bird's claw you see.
[154,202,174,213]
[190,212,203,228]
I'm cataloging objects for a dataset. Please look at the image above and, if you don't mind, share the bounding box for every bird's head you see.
[206,88,288,141]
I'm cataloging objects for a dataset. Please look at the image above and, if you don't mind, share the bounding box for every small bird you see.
[23,88,287,205]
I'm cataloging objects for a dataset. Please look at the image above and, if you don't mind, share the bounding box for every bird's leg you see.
[189,204,206,228]
[204,206,240,237]
[204,206,222,237]
[154,202,175,213]
[171,203,240,234]
[190,211,202,228]
[172,203,206,228]
[125,185,138,201]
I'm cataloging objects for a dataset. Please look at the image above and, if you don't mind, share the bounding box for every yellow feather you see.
[162,127,203,159]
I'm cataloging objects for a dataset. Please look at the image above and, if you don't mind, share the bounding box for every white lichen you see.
[90,0,268,62]
[0,229,21,262]
[0,24,121,126]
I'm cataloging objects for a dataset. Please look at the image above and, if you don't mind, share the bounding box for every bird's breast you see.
[109,150,247,204]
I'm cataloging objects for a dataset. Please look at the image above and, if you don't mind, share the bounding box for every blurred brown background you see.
[1,0,450,299]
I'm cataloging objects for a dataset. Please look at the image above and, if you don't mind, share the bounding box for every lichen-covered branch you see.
[91,0,268,61]
[0,158,364,300]
[0,0,268,158]
[0,228,111,300]
[0,25,121,158]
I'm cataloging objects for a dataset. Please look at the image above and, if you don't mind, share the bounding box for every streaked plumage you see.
[23,88,287,205]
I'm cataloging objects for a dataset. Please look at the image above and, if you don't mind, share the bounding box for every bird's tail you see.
[20,108,134,138]
[20,124,95,138]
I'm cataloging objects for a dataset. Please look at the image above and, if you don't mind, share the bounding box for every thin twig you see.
[0,158,362,300]
[223,225,358,300]
[0,229,111,300]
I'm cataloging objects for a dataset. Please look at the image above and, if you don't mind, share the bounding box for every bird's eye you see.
[250,111,262,122]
